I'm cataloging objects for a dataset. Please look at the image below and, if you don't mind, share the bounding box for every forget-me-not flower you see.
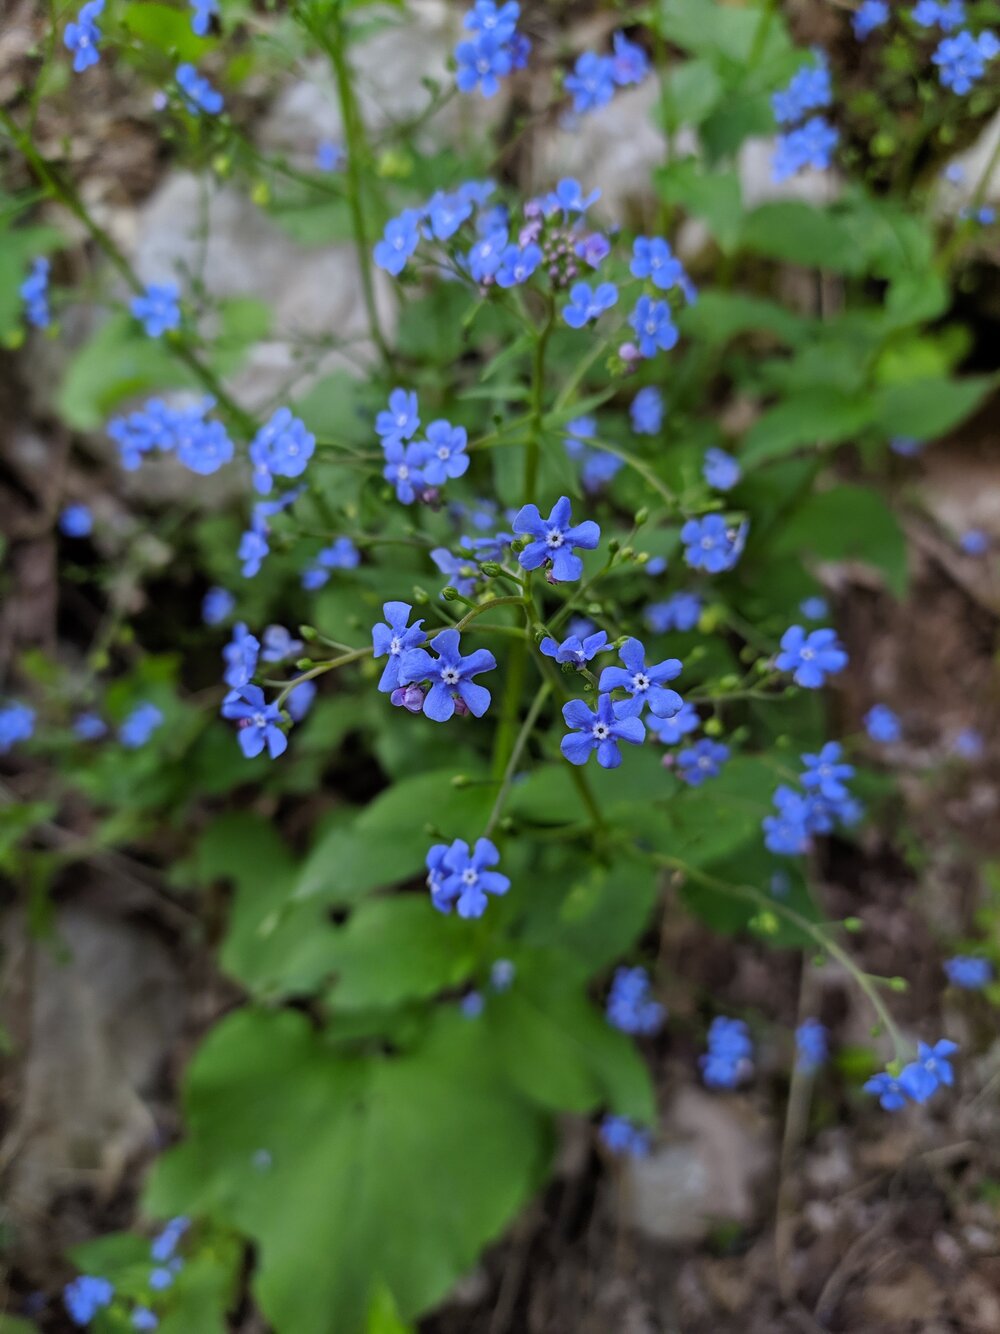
[776,625,848,688]
[512,495,600,582]
[560,693,645,768]
[399,628,497,722]
[599,637,683,720]
[372,602,426,693]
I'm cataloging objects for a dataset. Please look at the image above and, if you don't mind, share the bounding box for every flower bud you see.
[480,561,503,577]
[390,684,425,713]
[441,586,461,601]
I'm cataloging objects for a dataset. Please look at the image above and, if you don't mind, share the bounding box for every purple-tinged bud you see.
[519,220,543,247]
[661,752,675,769]
[452,695,471,717]
[419,486,441,509]
[391,684,426,713]
[619,341,642,373]
[524,199,543,219]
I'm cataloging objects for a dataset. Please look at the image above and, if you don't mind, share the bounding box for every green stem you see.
[484,682,552,838]
[453,596,526,632]
[274,646,371,708]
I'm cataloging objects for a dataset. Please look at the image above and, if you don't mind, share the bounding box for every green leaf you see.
[156,1244,243,1334]
[741,388,874,466]
[740,202,866,274]
[679,290,810,347]
[121,1,213,59]
[771,484,908,596]
[519,856,660,971]
[870,376,994,441]
[652,0,791,63]
[294,769,494,903]
[146,1007,549,1332]
[655,162,743,253]
[326,897,477,1009]
[57,313,196,430]
[210,296,272,375]
[658,60,724,131]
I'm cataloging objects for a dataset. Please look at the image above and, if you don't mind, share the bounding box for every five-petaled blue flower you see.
[260,625,303,663]
[64,1,104,72]
[599,637,683,720]
[120,703,164,749]
[512,496,600,582]
[427,837,510,917]
[496,242,542,287]
[565,51,616,113]
[315,139,345,172]
[132,1308,160,1330]
[865,703,901,744]
[372,601,426,693]
[64,1275,114,1325]
[703,447,741,491]
[677,738,729,786]
[545,178,601,217]
[464,0,520,40]
[611,30,649,85]
[629,295,679,356]
[399,627,497,722]
[301,538,360,590]
[425,190,473,241]
[776,625,848,688]
[647,699,700,746]
[801,741,854,801]
[646,592,701,634]
[630,387,663,435]
[383,439,429,505]
[250,408,315,495]
[222,684,288,759]
[421,420,469,485]
[202,586,234,626]
[74,712,107,741]
[600,1115,651,1158]
[681,514,747,573]
[563,281,618,327]
[540,629,609,666]
[455,31,513,97]
[631,237,684,289]
[131,283,180,338]
[863,1070,907,1111]
[376,389,420,448]
[898,1039,958,1103]
[0,703,35,754]
[763,785,814,855]
[190,0,219,35]
[853,0,889,38]
[430,546,480,598]
[606,966,665,1035]
[701,1016,753,1089]
[223,622,260,689]
[560,693,645,769]
[176,63,224,114]
[374,209,422,275]
[468,226,509,282]
[800,595,828,621]
[773,116,839,182]
[944,956,993,989]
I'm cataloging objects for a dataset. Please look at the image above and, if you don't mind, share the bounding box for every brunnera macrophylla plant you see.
[2,0,999,1328]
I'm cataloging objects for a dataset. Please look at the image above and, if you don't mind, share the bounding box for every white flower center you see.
[645,318,658,334]
[252,712,266,728]
[441,666,461,685]
[545,529,564,548]
[461,867,478,886]
[437,446,450,459]
[397,464,409,479]
[389,636,402,655]
[632,672,650,692]
[800,647,814,660]
[593,722,610,740]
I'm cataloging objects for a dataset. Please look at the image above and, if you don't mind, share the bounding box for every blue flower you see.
[795,1018,829,1072]
[301,538,360,590]
[628,295,679,357]
[544,178,601,217]
[865,704,901,743]
[223,623,259,689]
[177,416,234,475]
[912,0,965,30]
[606,966,665,1035]
[801,741,854,802]
[575,232,611,268]
[700,1016,753,1089]
[64,1,104,73]
[131,283,180,338]
[889,435,923,456]
[238,529,269,579]
[372,601,426,692]
[776,625,848,688]
[383,439,429,505]
[464,1,520,42]
[222,684,288,759]
[773,116,839,181]
[285,679,317,722]
[190,0,218,34]
[960,528,989,555]
[149,1267,175,1291]
[562,280,618,328]
[399,627,497,722]
[59,503,92,538]
[427,836,510,917]
[799,595,828,620]
[630,237,684,290]
[863,1070,908,1111]
[376,388,420,449]
[600,1115,651,1157]
[490,958,516,990]
[374,209,422,275]
[119,703,164,749]
[762,785,814,855]
[898,1039,958,1103]
[260,625,303,664]
[599,637,683,720]
[314,139,344,172]
[467,226,509,282]
[772,59,832,124]
[853,0,889,38]
[425,190,473,240]
[132,1309,159,1331]
[677,737,729,786]
[560,693,645,769]
[421,420,469,486]
[150,1217,190,1263]
[20,257,50,327]
[645,592,702,634]
[430,547,481,598]
[202,586,234,626]
[0,703,35,754]
[630,386,663,435]
[702,447,741,491]
[611,30,649,85]
[250,408,315,495]
[455,31,514,97]
[680,514,747,573]
[953,726,984,759]
[495,242,542,287]
[513,495,601,582]
[647,700,700,746]
[563,416,595,457]
[460,991,485,1018]
[932,30,999,91]
[64,1275,114,1325]
[176,63,224,114]
[540,630,609,666]
[74,712,107,741]
[107,397,233,475]
[565,51,616,114]
[944,956,993,989]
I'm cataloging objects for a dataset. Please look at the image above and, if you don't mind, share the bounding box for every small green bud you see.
[843,917,863,933]
[619,546,634,561]
[608,537,620,555]
[441,586,461,602]
[704,717,724,737]
[634,507,649,526]
[480,561,503,577]
[295,657,315,671]
[887,976,909,993]
[451,774,470,788]
[298,625,318,642]
[718,674,740,691]
[412,586,431,604]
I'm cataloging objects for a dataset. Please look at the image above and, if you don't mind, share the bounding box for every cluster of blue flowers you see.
[376,389,469,505]
[563,417,623,494]
[700,1016,753,1089]
[63,1216,189,1328]
[238,485,304,580]
[454,1,530,99]
[426,837,510,917]
[64,1275,114,1325]
[176,62,224,114]
[763,741,861,855]
[564,30,649,116]
[680,515,747,573]
[599,1114,651,1158]
[108,396,234,475]
[646,592,702,634]
[131,283,180,338]
[605,966,665,1035]
[865,1039,958,1110]
[795,1018,829,1072]
[771,54,838,183]
[20,257,50,327]
[64,0,104,72]
[392,627,497,723]
[932,29,999,91]
[944,956,993,989]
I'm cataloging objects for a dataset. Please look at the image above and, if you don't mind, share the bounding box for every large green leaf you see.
[679,290,810,347]
[740,202,867,274]
[57,313,197,430]
[741,388,874,466]
[870,376,994,441]
[655,162,743,253]
[771,484,908,596]
[146,1007,549,1333]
